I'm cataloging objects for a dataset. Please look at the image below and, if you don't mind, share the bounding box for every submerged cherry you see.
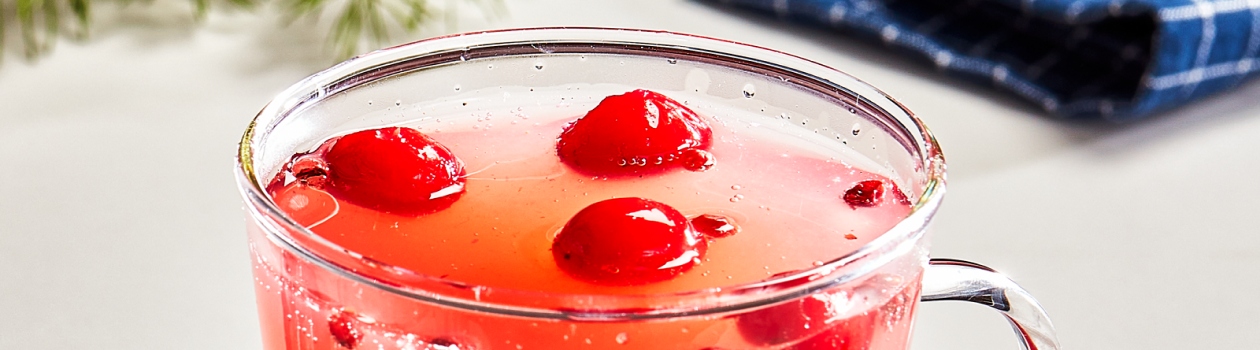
[551,197,707,285]
[323,127,466,216]
[556,89,713,176]
[328,310,364,349]
[788,312,876,350]
[736,292,838,346]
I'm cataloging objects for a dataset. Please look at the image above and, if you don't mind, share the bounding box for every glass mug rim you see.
[235,27,948,321]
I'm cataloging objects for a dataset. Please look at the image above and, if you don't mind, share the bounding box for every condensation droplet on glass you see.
[742,83,756,98]
[615,333,628,344]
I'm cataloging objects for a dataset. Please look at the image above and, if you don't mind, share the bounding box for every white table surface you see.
[2,0,1258,349]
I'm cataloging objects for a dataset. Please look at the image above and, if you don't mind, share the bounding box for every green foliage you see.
[0,0,503,63]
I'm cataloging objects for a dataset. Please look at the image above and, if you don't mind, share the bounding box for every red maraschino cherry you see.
[324,127,466,216]
[557,89,713,176]
[551,197,707,285]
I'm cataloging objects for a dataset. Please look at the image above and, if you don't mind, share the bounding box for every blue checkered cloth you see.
[713,0,1260,120]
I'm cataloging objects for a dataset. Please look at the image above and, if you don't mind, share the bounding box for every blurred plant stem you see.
[0,0,503,63]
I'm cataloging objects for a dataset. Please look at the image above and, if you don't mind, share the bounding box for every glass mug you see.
[235,28,1058,350]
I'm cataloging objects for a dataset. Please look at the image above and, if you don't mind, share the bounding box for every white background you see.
[2,0,1258,349]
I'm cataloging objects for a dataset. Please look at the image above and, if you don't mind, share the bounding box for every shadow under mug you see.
[235,28,1059,350]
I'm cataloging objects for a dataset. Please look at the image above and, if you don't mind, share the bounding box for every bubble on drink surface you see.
[615,332,629,344]
[667,58,678,64]
[851,123,862,136]
[534,61,545,70]
[487,63,495,70]
[742,83,756,98]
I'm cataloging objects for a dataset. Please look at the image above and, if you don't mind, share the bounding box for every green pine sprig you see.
[0,0,503,64]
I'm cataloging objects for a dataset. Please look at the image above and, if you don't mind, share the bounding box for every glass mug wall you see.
[235,28,1058,350]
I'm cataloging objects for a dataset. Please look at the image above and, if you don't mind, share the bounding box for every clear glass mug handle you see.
[922,259,1061,350]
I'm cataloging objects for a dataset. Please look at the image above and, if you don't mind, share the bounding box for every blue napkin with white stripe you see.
[715,0,1260,120]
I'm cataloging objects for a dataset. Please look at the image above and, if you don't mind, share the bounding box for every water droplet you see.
[812,261,825,266]
[487,64,494,69]
[453,85,462,92]
[729,194,744,202]
[667,58,678,64]
[742,83,756,98]
[366,100,374,105]
[615,333,628,344]
[731,184,742,190]
[851,123,862,136]
[534,61,545,70]
[394,99,402,106]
